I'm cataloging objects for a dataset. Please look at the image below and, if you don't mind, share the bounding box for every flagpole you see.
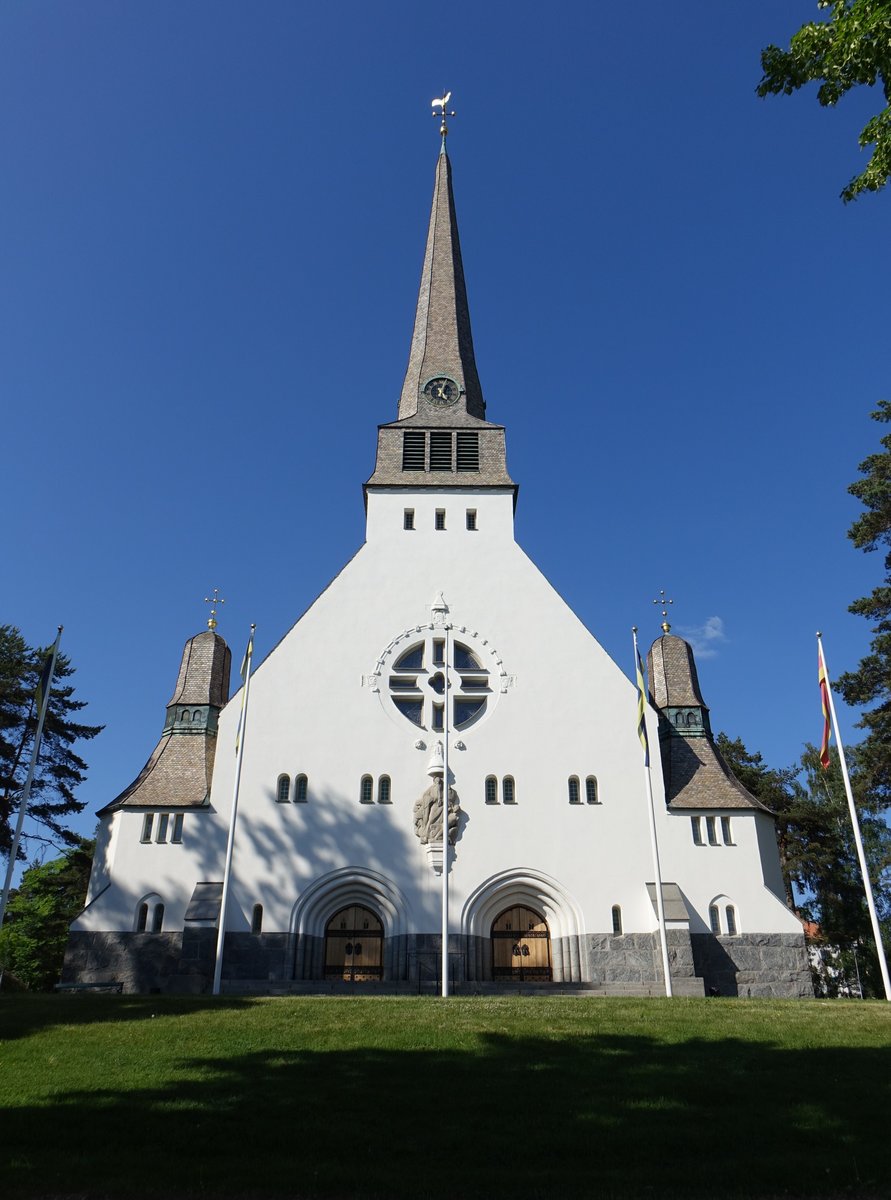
[633,628,672,998]
[0,627,63,934]
[212,624,255,997]
[441,622,451,998]
[817,633,891,1002]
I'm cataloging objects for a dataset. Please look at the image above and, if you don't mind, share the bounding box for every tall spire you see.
[398,145,485,421]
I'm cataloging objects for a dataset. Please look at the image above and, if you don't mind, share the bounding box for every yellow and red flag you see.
[819,651,831,769]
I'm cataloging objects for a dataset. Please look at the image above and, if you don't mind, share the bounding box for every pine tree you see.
[837,400,891,801]
[0,626,102,860]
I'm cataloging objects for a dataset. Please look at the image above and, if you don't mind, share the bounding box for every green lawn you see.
[1,995,890,1199]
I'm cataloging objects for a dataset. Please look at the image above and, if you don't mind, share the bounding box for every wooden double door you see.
[325,905,383,982]
[492,906,552,982]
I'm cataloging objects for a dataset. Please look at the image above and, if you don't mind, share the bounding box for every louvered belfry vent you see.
[402,431,426,470]
[456,432,479,472]
[430,431,453,472]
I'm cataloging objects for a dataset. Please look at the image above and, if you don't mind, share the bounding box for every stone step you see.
[221,978,705,998]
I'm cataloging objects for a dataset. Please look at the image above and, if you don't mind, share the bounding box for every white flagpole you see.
[0,626,63,933]
[817,633,891,1002]
[441,622,451,998]
[633,628,672,998]
[213,624,255,997]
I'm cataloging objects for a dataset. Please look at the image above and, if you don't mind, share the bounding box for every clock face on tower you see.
[423,376,461,407]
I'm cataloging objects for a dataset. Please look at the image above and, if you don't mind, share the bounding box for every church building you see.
[64,124,812,998]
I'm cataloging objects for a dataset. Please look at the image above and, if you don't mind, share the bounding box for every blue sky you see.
[3,2,887,861]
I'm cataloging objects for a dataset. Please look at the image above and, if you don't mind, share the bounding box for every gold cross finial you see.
[431,90,456,140]
[204,588,226,631]
[653,589,674,633]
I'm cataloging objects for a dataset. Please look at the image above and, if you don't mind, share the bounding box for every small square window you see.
[435,509,446,531]
[466,509,477,531]
[404,509,415,530]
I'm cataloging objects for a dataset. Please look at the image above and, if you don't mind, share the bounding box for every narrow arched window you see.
[611,905,623,935]
[502,776,516,804]
[151,903,165,934]
[568,776,581,804]
[136,903,149,932]
[485,776,498,804]
[709,904,721,935]
[251,904,263,935]
[360,775,374,804]
[725,905,737,936]
[585,776,598,805]
[277,774,290,803]
[378,775,391,804]
[294,774,308,803]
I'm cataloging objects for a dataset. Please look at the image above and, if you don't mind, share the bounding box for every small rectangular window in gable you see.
[721,816,733,844]
[403,509,415,530]
[466,509,477,531]
[435,509,446,531]
[429,431,453,471]
[156,814,169,843]
[456,432,479,471]
[402,431,426,470]
[706,816,718,845]
[691,816,703,845]
[172,814,184,843]
[141,814,154,843]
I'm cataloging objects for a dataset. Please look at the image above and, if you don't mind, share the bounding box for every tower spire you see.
[398,105,485,421]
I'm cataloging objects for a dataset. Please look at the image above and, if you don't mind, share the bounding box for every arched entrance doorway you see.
[325,905,384,982]
[491,906,552,982]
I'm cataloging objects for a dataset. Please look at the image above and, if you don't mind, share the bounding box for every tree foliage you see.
[0,838,94,991]
[837,400,891,799]
[717,733,891,996]
[757,0,891,201]
[0,626,102,859]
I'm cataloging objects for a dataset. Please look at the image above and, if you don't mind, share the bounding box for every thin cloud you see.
[677,616,727,660]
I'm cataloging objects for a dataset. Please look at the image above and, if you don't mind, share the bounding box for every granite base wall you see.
[691,932,814,998]
[61,928,815,997]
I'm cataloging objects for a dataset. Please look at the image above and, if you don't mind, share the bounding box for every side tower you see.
[64,626,232,992]
[648,630,812,997]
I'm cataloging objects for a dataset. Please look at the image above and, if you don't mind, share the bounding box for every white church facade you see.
[64,134,812,998]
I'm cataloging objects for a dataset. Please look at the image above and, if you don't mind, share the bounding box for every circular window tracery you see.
[377,625,504,734]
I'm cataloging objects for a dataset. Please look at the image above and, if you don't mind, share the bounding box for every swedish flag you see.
[34,651,54,722]
[636,648,650,768]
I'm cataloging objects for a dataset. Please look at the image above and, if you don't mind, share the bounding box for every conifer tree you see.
[837,400,891,801]
[0,626,102,859]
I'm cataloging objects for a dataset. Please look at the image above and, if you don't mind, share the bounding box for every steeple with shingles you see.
[398,144,485,422]
[647,633,769,813]
[99,630,232,813]
[365,142,514,496]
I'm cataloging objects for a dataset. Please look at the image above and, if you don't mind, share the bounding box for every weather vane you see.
[204,588,226,631]
[431,90,456,139]
[653,589,674,633]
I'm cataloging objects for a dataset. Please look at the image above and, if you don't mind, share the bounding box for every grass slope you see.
[1,995,890,1199]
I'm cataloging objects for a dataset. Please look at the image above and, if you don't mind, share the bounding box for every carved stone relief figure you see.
[413,777,460,845]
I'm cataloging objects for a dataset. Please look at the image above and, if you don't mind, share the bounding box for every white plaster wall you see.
[658,807,802,934]
[72,808,228,931]
[77,485,798,954]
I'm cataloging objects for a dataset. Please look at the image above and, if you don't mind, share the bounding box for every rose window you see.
[387,632,490,732]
